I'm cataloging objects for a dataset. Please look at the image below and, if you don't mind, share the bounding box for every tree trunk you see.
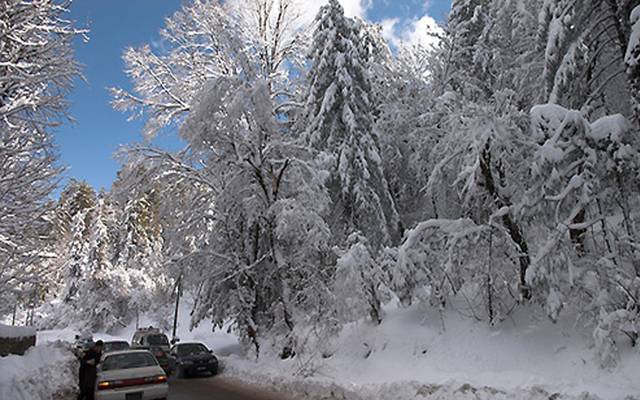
[569,208,587,255]
[480,144,531,300]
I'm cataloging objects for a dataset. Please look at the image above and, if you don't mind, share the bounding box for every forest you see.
[3,0,640,370]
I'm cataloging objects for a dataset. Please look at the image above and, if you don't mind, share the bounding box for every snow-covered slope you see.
[34,299,640,399]
[224,303,640,400]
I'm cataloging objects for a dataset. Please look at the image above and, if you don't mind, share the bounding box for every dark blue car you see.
[170,342,218,378]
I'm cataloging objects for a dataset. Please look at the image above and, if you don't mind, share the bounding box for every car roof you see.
[103,340,128,344]
[135,327,163,333]
[103,349,152,357]
[135,331,166,336]
[175,342,207,347]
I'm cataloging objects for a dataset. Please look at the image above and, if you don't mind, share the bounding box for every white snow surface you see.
[0,341,77,400]
[224,303,640,400]
[0,323,35,338]
[589,114,630,142]
[28,300,640,400]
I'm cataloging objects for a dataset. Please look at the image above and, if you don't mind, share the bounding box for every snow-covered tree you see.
[303,0,399,250]
[538,0,636,115]
[0,0,84,314]
[111,0,308,139]
[525,104,640,366]
[417,0,544,302]
[96,0,640,368]
[334,233,386,324]
[119,76,333,355]
[375,43,439,229]
[59,183,96,304]
[114,189,167,324]
[625,4,640,122]
[75,194,129,332]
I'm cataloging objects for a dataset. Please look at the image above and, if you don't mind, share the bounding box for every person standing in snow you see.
[78,340,103,400]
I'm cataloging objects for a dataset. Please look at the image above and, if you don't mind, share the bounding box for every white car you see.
[95,350,168,400]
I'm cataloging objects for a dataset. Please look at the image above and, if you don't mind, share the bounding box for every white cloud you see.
[339,0,371,18]
[381,13,443,50]
[293,0,442,51]
[405,14,443,48]
[380,18,399,45]
[297,0,371,24]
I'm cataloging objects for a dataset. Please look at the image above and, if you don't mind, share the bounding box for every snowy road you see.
[168,375,290,400]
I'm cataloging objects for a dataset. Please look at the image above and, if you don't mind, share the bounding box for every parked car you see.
[130,327,173,375]
[95,349,168,400]
[139,345,173,376]
[131,327,170,353]
[102,340,130,354]
[170,342,218,378]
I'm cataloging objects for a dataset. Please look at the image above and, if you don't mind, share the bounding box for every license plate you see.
[125,393,143,400]
[197,366,207,371]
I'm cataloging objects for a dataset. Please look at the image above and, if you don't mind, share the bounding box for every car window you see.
[102,352,158,371]
[104,342,129,352]
[147,334,169,346]
[177,344,209,356]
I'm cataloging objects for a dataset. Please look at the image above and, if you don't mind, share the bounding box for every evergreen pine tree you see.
[303,0,399,250]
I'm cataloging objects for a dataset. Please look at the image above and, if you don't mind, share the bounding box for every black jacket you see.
[79,349,101,390]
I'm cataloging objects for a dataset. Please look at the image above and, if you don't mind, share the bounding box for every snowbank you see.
[222,364,603,400]
[221,304,640,400]
[0,341,78,400]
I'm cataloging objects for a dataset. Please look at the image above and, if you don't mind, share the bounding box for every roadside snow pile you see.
[0,341,78,400]
[221,303,640,400]
[223,362,604,400]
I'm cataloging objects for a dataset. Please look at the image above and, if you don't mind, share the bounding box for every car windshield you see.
[177,344,209,356]
[104,341,129,352]
[102,352,157,371]
[147,334,169,346]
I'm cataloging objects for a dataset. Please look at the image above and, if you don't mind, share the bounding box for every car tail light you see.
[144,375,167,385]
[96,375,167,390]
[97,381,110,390]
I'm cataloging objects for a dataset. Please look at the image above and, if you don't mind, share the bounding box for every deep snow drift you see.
[224,303,640,400]
[0,341,77,400]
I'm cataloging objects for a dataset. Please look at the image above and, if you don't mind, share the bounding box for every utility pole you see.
[11,302,17,326]
[171,273,182,343]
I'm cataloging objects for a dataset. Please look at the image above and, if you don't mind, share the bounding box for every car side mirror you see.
[209,349,213,354]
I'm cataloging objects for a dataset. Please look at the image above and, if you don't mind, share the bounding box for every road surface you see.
[168,375,290,400]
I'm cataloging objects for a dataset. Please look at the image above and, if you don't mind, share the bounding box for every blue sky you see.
[56,0,452,193]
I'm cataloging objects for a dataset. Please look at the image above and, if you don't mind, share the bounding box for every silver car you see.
[95,350,168,400]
